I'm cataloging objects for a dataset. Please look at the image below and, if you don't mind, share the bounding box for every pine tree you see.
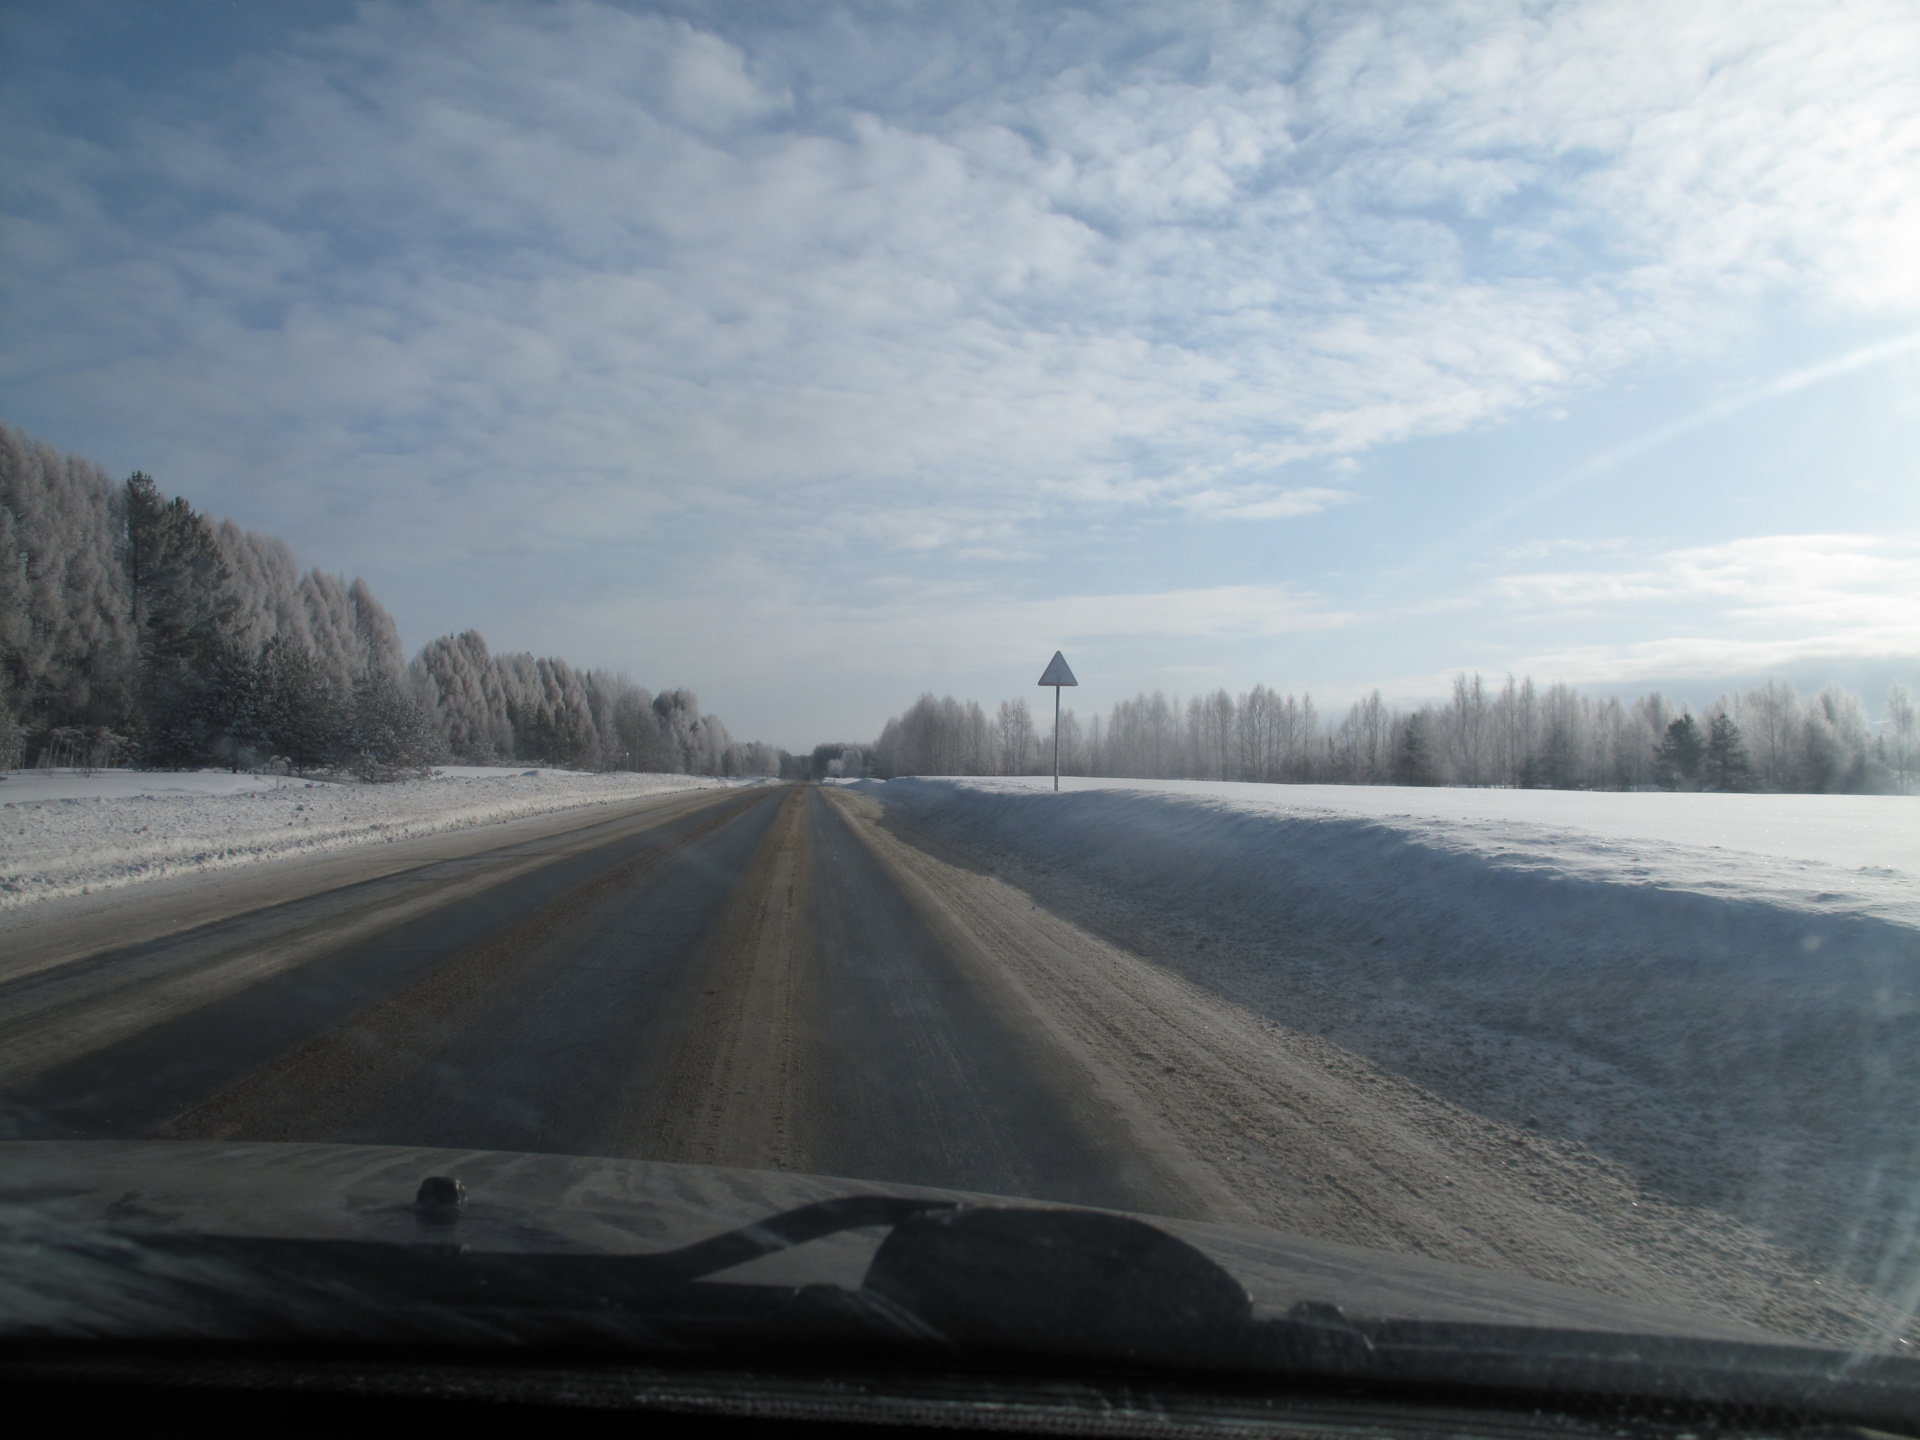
[257,636,347,773]
[1537,718,1577,789]
[128,481,242,767]
[202,638,267,771]
[346,669,442,781]
[1392,712,1439,786]
[1652,714,1706,790]
[1702,713,1753,792]
[0,669,22,769]
[122,471,165,630]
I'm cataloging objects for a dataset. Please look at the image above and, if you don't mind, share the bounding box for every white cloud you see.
[1488,533,1920,679]
[1181,486,1353,521]
[1507,634,1917,688]
[3,0,1917,739]
[8,1,1915,521]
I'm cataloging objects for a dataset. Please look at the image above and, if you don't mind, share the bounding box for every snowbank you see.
[858,775,1920,1031]
[0,768,738,909]
[860,776,1920,1292]
[866,775,1920,931]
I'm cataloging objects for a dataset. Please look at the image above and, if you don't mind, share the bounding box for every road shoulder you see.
[823,785,1908,1348]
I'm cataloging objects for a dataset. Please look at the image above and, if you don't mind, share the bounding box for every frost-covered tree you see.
[872,693,995,777]
[1531,683,1585,790]
[1492,674,1540,788]
[870,673,1893,795]
[1197,688,1235,781]
[1391,710,1440,786]
[493,653,596,768]
[738,740,785,776]
[1447,672,1490,786]
[1888,684,1916,793]
[1737,679,1799,791]
[1236,686,1268,781]
[0,424,137,755]
[1293,693,1318,781]
[346,668,442,781]
[607,678,661,771]
[1797,685,1878,793]
[1143,691,1176,777]
[996,697,1038,775]
[2,419,775,778]
[1333,690,1389,783]
[411,631,515,763]
[406,639,748,775]
[350,577,405,682]
[651,687,703,772]
[255,637,348,772]
[1057,707,1085,775]
[1100,691,1182,779]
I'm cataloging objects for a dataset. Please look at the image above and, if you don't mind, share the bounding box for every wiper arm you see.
[639,1194,951,1284]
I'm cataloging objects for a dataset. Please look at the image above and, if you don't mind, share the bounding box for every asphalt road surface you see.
[0,784,1202,1217]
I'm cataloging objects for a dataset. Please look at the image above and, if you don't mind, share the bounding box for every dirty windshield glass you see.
[1,0,1917,1408]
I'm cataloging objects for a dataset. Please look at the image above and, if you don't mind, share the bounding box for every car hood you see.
[8,1140,1919,1430]
[0,1137,1782,1340]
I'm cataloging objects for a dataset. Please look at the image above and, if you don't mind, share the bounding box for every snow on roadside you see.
[861,776,1920,922]
[858,775,1920,1050]
[859,776,1920,1306]
[0,768,740,910]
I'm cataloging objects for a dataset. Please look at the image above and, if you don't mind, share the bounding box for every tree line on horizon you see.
[0,420,784,779]
[868,670,1917,795]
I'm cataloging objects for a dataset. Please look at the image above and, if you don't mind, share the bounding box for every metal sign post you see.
[1037,651,1078,792]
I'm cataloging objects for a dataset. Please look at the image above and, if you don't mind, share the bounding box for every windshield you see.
[2,0,1917,1425]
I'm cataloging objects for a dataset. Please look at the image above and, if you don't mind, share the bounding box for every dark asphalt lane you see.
[1,784,1180,1215]
[333,788,784,1155]
[791,787,1159,1210]
[0,787,777,1140]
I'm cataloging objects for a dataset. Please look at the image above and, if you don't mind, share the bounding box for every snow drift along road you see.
[0,768,737,910]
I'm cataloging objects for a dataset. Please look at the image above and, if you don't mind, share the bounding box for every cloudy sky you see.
[3,0,1916,748]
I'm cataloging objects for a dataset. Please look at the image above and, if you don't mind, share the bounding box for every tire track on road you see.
[598,785,811,1168]
[817,786,1245,1223]
[153,789,779,1143]
[779,788,1212,1215]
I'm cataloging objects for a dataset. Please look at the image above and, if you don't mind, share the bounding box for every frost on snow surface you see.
[0,767,733,909]
[860,776,1920,1310]
[864,776,1920,924]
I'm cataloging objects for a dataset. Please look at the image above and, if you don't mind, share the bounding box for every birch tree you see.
[1448,672,1489,786]
[1888,684,1916,792]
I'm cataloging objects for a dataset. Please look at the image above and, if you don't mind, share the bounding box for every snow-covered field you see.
[0,767,737,909]
[859,776,1920,1312]
[860,775,1920,912]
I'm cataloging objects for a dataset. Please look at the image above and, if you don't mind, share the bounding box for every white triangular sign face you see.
[1038,651,1078,686]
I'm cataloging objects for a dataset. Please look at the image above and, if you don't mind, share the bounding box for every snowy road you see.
[0,782,1909,1350]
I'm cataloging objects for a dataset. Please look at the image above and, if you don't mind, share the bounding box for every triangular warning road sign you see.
[1038,651,1078,686]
